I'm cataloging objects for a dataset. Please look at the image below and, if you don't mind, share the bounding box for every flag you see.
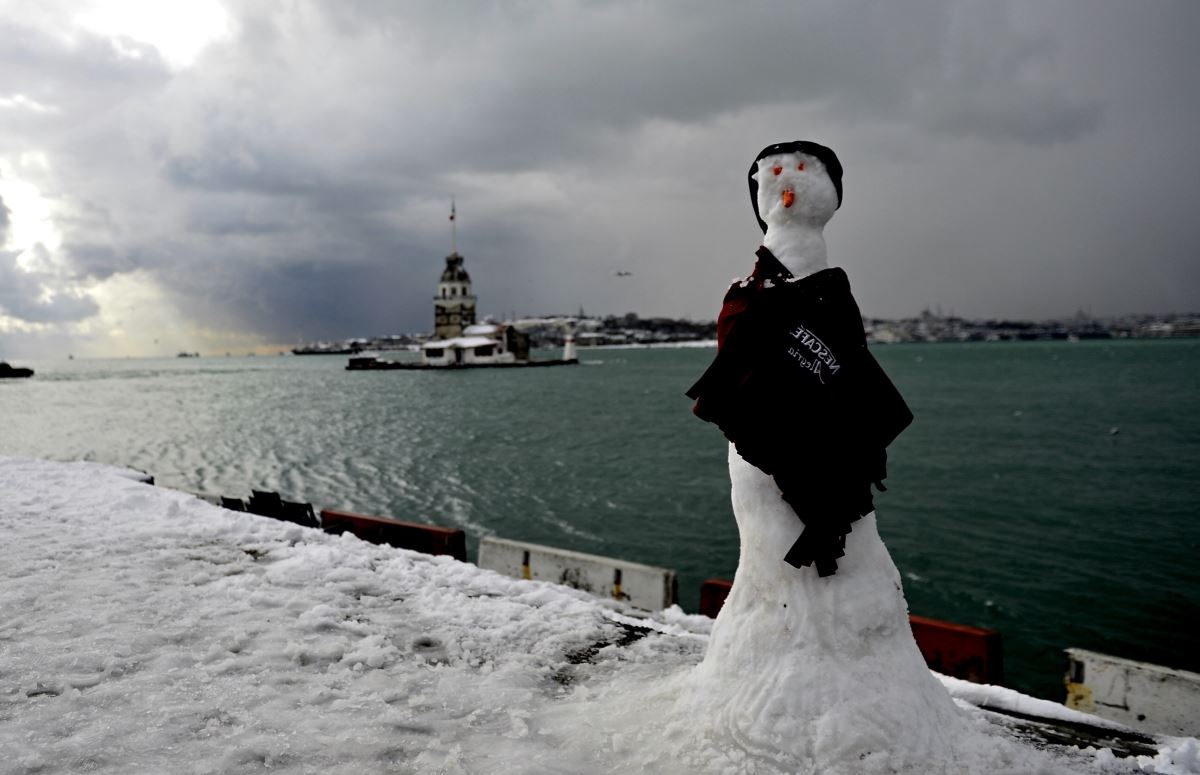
[449,201,456,222]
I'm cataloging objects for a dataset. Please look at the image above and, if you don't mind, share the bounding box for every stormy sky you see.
[1,0,1198,358]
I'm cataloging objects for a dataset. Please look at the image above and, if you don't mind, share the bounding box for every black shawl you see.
[686,247,913,576]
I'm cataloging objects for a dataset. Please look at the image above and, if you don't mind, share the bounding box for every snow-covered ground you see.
[1,456,1196,774]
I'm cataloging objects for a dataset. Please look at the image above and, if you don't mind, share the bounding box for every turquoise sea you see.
[2,339,1197,701]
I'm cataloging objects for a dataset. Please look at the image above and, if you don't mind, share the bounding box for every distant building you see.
[420,322,530,366]
[434,251,477,339]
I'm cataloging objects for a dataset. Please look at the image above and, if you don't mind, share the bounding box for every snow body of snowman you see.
[681,142,967,772]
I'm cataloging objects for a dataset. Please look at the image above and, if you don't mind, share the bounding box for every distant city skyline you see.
[2,1,1199,358]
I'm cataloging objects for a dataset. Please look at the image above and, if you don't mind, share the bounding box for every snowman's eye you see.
[772,166,782,176]
[797,162,805,171]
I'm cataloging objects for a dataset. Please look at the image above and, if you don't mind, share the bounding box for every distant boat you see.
[0,361,34,379]
[176,352,200,358]
[293,343,360,355]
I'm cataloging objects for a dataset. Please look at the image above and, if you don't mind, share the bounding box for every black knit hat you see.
[748,141,844,233]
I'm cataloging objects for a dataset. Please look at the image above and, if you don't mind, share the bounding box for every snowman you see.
[681,142,967,771]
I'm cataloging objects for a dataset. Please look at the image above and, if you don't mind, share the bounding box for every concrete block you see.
[1065,647,1200,737]
[478,536,677,612]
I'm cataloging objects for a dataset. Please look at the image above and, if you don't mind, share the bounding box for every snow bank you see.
[936,674,1129,731]
[0,457,1193,774]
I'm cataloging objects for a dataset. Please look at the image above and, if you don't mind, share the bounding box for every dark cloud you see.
[164,254,433,344]
[163,141,330,197]
[1,0,1198,355]
[907,5,1106,146]
[62,242,140,282]
[144,0,1104,190]
[922,93,1103,147]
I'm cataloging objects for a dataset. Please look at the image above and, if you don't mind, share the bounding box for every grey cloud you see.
[0,20,169,121]
[184,206,291,237]
[0,195,9,243]
[62,242,140,282]
[156,239,439,343]
[163,138,329,197]
[2,0,1197,354]
[128,0,1108,259]
[0,250,100,323]
[910,5,1105,145]
[160,0,1078,194]
[922,91,1103,146]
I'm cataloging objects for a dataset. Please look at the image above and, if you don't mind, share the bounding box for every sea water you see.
[1,339,1197,701]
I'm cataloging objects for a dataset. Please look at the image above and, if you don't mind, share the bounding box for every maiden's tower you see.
[346,200,575,370]
[433,201,477,339]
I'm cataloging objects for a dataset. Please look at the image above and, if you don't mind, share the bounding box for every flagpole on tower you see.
[449,196,457,255]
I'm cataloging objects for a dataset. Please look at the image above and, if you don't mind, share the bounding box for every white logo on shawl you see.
[786,325,841,383]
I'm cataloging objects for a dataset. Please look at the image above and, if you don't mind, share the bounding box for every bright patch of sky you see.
[71,0,232,70]
[0,94,59,114]
[0,158,62,260]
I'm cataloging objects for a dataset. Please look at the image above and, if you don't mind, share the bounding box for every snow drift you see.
[1,457,1195,774]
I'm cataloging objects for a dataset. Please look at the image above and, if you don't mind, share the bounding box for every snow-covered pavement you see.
[1,457,1196,774]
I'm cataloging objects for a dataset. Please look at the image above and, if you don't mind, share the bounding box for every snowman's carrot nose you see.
[782,189,795,208]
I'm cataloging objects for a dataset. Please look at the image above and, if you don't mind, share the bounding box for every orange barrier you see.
[699,578,1003,685]
[909,615,1003,685]
[319,508,467,562]
[699,578,733,618]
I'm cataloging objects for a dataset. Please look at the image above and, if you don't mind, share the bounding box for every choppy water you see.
[2,340,1197,701]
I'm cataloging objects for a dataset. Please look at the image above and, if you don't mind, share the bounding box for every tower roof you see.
[441,252,471,283]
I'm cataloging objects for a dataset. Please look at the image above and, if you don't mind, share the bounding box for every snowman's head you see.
[748,141,842,233]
